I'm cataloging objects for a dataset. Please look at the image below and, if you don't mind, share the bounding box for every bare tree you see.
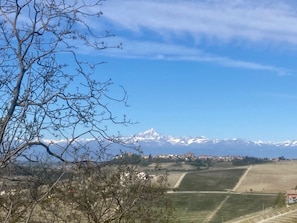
[0,1,172,222]
[36,165,171,223]
[0,0,126,167]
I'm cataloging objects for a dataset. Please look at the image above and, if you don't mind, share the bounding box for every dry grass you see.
[147,162,196,171]
[147,163,194,188]
[236,160,297,193]
[165,171,187,188]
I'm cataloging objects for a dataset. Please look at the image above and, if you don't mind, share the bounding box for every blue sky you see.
[84,0,297,142]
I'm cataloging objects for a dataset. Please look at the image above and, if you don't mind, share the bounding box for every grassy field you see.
[213,194,276,222]
[167,193,227,222]
[164,162,297,222]
[147,162,197,171]
[177,168,246,191]
[167,193,277,223]
[167,171,186,188]
[236,160,297,193]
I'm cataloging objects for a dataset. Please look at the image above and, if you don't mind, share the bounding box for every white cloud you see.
[103,0,297,45]
[94,0,296,75]
[104,38,290,75]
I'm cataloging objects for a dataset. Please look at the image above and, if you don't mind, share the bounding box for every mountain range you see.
[126,128,297,159]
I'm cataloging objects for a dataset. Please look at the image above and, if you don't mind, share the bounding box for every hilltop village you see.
[112,152,281,167]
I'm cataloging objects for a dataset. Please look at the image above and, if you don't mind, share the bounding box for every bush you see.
[274,192,286,207]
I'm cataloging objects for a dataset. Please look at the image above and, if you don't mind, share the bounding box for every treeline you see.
[110,154,274,168]
[232,156,271,166]
[109,154,145,165]
[109,153,213,168]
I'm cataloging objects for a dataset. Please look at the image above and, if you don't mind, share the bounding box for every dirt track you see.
[233,166,252,191]
[173,172,187,188]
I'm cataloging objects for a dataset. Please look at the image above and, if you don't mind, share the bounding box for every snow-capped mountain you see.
[128,128,297,159]
[134,128,164,141]
[132,128,208,145]
[26,129,297,160]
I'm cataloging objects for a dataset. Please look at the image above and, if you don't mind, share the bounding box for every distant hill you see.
[124,128,297,159]
[25,128,297,160]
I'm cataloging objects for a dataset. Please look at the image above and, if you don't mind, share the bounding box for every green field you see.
[177,168,246,191]
[166,166,281,222]
[167,193,227,222]
[167,193,277,223]
[213,194,276,222]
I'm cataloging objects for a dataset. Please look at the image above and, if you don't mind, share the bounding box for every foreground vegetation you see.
[0,1,173,222]
[0,163,171,222]
[1,158,294,222]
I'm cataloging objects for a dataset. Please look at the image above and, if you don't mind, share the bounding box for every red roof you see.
[286,190,297,195]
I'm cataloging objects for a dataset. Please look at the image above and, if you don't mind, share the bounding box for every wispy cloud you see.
[103,0,297,45]
[95,0,296,75]
[104,38,290,75]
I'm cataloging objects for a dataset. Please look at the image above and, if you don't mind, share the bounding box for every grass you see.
[177,168,246,191]
[168,193,224,212]
[166,166,277,222]
[167,193,227,222]
[164,162,297,222]
[166,172,187,188]
[212,194,276,222]
[236,161,297,193]
[167,193,277,223]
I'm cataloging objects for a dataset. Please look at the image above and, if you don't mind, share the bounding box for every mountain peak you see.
[136,128,163,141]
[139,128,159,136]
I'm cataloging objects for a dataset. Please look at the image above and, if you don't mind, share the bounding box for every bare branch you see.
[0,1,171,222]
